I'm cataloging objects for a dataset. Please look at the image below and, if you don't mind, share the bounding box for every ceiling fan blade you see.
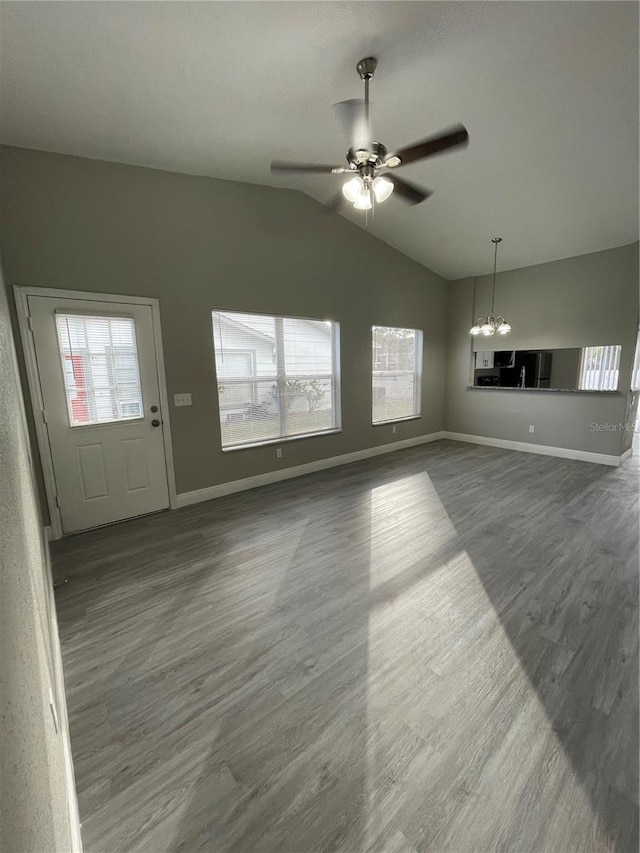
[333,99,370,151]
[385,174,432,205]
[387,124,469,168]
[271,161,349,175]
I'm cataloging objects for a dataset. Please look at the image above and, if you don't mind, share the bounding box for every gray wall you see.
[445,243,639,456]
[0,146,448,507]
[0,265,73,851]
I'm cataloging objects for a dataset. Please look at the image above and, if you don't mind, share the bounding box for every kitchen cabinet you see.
[475,351,494,369]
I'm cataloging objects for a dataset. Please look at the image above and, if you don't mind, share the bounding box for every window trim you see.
[631,328,640,392]
[212,310,342,450]
[222,426,343,452]
[371,325,423,425]
[372,414,423,427]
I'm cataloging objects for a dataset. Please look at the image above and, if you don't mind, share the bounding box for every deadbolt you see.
[150,405,158,413]
[151,419,160,428]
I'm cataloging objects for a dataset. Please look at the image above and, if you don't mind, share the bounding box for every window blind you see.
[55,313,143,426]
[578,345,621,391]
[372,326,422,423]
[212,311,340,448]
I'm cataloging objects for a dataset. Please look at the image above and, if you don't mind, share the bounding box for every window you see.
[212,311,340,449]
[578,345,621,391]
[632,330,640,392]
[55,313,144,426]
[372,326,422,423]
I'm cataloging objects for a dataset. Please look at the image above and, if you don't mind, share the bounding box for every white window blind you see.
[372,326,422,423]
[578,345,621,391]
[632,330,640,391]
[55,313,144,426]
[212,311,340,448]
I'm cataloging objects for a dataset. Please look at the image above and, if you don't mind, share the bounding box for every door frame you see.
[14,286,178,539]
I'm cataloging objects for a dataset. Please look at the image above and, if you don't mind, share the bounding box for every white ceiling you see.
[1,2,637,280]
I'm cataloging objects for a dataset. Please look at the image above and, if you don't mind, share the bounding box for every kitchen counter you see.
[467,386,620,394]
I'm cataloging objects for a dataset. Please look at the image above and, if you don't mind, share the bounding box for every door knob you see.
[150,405,158,413]
[151,419,160,427]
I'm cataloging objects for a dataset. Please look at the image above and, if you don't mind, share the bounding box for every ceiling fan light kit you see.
[271,57,469,215]
[469,238,512,337]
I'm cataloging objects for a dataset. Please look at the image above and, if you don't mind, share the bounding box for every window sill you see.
[222,428,343,452]
[372,414,422,426]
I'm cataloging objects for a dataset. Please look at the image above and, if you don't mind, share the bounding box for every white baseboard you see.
[441,431,625,467]
[55,429,630,523]
[176,428,630,509]
[176,431,446,508]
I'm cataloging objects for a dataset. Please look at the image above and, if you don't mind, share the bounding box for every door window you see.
[55,313,144,426]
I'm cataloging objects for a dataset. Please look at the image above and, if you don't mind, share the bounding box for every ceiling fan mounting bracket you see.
[356,57,377,80]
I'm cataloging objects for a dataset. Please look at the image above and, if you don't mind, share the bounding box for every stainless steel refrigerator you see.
[500,351,553,388]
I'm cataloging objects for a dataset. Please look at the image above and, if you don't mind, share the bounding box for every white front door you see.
[28,295,170,533]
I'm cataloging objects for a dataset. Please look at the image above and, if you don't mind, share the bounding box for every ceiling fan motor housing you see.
[347,141,387,175]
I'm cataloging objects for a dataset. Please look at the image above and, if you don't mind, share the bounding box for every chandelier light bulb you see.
[354,186,373,210]
[372,175,394,203]
[342,176,364,203]
[496,318,511,335]
[469,323,482,336]
[480,322,495,336]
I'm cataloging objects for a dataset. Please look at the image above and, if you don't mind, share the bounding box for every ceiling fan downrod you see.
[356,56,377,127]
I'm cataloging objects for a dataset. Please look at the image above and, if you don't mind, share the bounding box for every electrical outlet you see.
[174,393,192,407]
[392,425,397,434]
[276,447,283,459]
[529,425,535,433]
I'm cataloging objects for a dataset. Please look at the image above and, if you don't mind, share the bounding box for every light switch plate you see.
[174,393,192,407]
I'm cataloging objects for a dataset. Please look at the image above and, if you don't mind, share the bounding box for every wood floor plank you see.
[52,440,639,852]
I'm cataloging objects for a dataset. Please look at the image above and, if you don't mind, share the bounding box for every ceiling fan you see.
[271,57,469,212]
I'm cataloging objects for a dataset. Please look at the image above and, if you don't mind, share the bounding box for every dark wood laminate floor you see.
[52,440,639,853]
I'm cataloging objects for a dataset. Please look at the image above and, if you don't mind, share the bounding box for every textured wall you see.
[445,243,639,456]
[0,146,448,509]
[0,267,72,851]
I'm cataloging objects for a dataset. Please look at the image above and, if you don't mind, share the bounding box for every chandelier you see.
[469,237,511,336]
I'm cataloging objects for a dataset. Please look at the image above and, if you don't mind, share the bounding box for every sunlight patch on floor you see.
[361,473,603,853]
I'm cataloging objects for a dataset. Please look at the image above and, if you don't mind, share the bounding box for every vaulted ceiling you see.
[1,1,637,279]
